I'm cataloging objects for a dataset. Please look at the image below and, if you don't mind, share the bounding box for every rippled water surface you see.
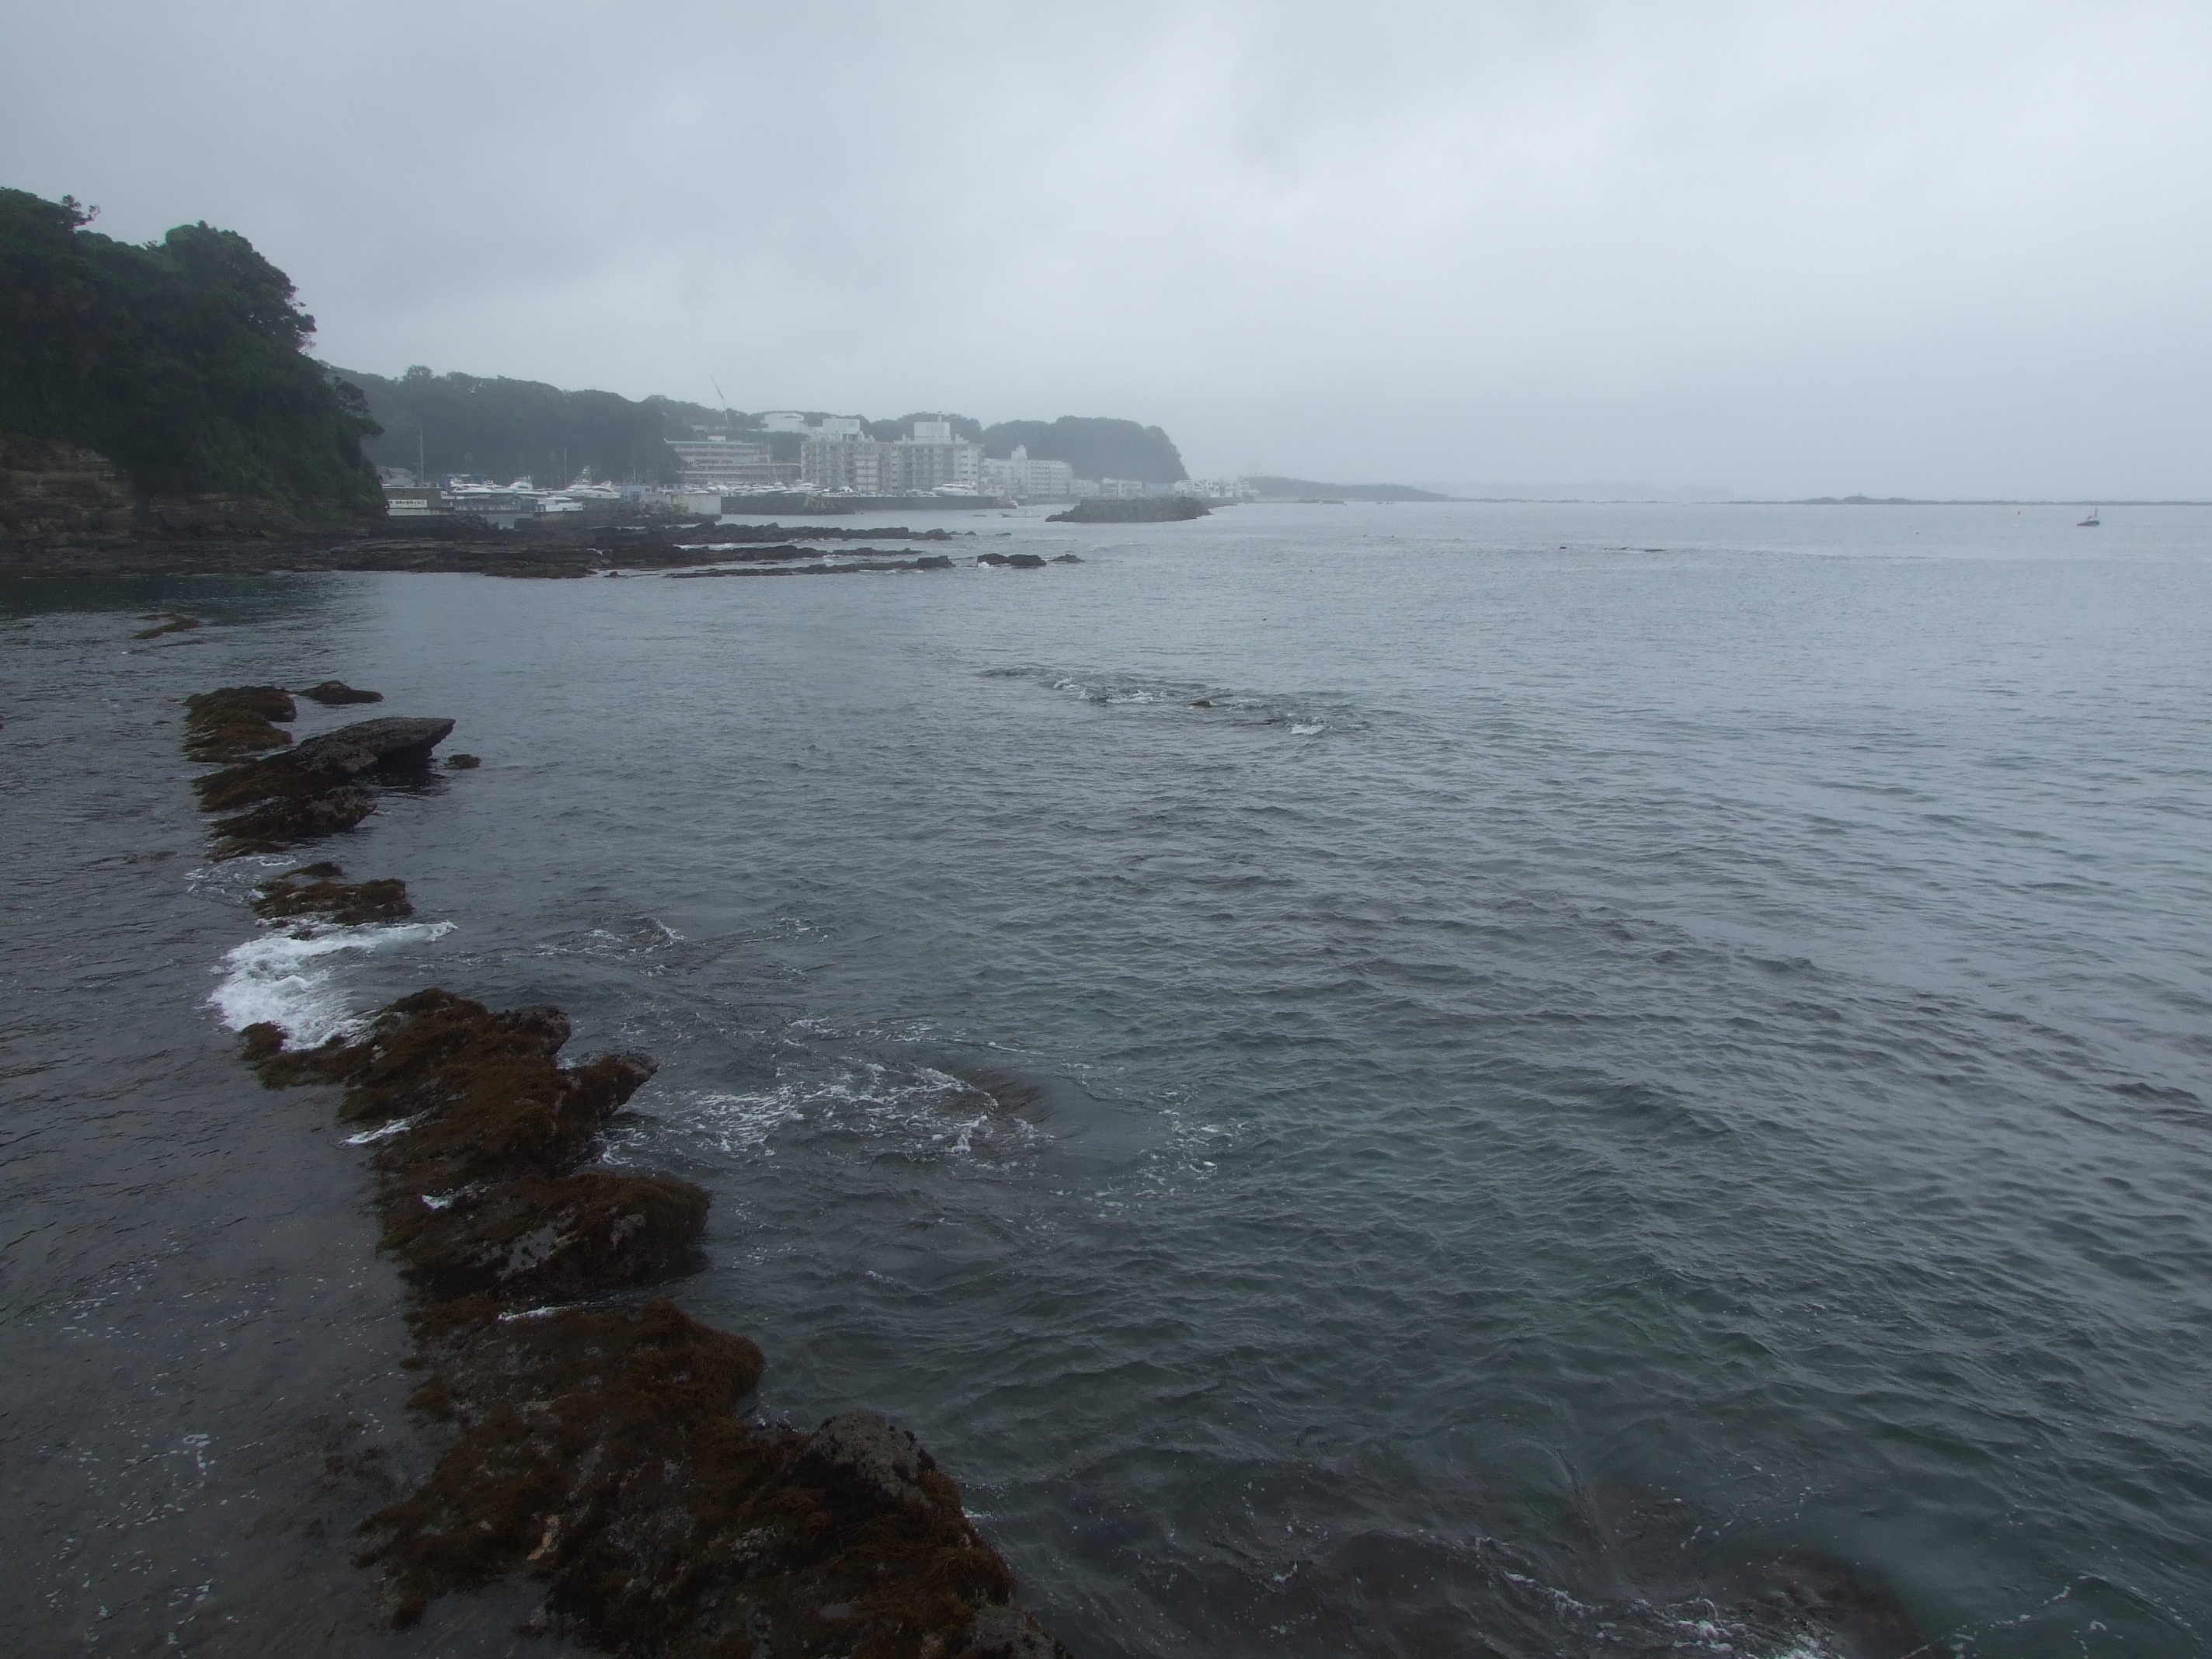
[5,502,2210,1656]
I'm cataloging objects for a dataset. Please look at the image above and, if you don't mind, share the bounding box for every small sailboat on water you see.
[2078,506,2102,527]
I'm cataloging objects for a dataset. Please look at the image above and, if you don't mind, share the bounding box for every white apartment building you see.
[800,420,983,493]
[669,437,793,486]
[980,445,1076,500]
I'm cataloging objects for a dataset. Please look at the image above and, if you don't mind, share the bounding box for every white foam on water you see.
[209,920,454,1046]
[665,1063,1041,1163]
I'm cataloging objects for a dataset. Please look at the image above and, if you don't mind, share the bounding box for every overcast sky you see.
[6,2,2207,496]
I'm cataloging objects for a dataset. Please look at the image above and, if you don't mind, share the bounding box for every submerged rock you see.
[134,612,202,639]
[297,679,384,705]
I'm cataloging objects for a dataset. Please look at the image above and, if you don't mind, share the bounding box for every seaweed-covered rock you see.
[243,986,1065,1657]
[190,711,453,857]
[384,1171,710,1303]
[956,1604,1066,1659]
[183,684,295,761]
[802,1410,934,1506]
[210,784,377,854]
[252,862,413,925]
[298,679,384,705]
[252,989,656,1198]
[367,1299,1042,1654]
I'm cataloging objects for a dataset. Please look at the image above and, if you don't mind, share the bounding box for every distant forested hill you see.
[980,417,1187,483]
[0,187,383,513]
[346,367,682,485]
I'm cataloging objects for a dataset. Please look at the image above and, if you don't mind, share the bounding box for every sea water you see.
[3,502,2208,1655]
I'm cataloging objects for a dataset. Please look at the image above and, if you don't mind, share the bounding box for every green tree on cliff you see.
[0,186,383,513]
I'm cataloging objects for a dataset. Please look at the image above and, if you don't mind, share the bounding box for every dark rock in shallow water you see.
[252,989,655,1198]
[183,684,295,762]
[242,987,1064,1654]
[976,551,1046,569]
[192,714,454,857]
[369,1297,1059,1654]
[384,1170,710,1303]
[445,753,480,769]
[1050,552,1083,563]
[213,784,377,853]
[287,715,455,778]
[253,862,413,925]
[297,679,384,705]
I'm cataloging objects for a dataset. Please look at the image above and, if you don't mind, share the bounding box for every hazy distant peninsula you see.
[1245,475,1452,503]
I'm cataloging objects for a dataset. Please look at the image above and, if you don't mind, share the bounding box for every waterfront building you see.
[801,421,983,494]
[980,446,1076,501]
[669,437,795,486]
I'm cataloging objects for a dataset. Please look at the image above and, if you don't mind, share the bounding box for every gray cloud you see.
[6,0,2207,495]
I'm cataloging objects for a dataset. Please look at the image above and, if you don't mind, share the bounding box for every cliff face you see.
[0,435,354,550]
[0,436,136,541]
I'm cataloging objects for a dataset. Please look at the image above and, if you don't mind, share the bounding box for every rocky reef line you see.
[180,684,1066,1658]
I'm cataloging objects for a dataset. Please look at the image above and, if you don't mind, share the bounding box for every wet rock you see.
[134,612,202,639]
[183,684,295,762]
[210,784,378,855]
[801,1410,934,1506]
[253,862,413,925]
[252,989,654,1193]
[245,987,1060,1657]
[976,551,1046,569]
[190,712,453,857]
[446,753,481,769]
[287,715,455,778]
[298,679,384,705]
[1049,553,1083,564]
[955,1604,1069,1659]
[384,1171,710,1303]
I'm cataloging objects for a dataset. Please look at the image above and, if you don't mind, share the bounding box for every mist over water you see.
[5,502,2210,1655]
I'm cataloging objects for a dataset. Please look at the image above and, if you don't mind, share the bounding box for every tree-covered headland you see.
[981,417,1187,485]
[0,187,383,515]
[346,366,687,485]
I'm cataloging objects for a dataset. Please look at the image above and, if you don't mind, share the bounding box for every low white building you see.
[980,445,1075,500]
[669,437,792,486]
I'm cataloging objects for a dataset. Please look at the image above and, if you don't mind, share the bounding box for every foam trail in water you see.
[210,921,454,1045]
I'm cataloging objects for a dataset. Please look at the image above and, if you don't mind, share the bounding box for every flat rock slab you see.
[287,717,455,778]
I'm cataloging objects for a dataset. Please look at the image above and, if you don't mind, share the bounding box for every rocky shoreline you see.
[179,684,1066,1658]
